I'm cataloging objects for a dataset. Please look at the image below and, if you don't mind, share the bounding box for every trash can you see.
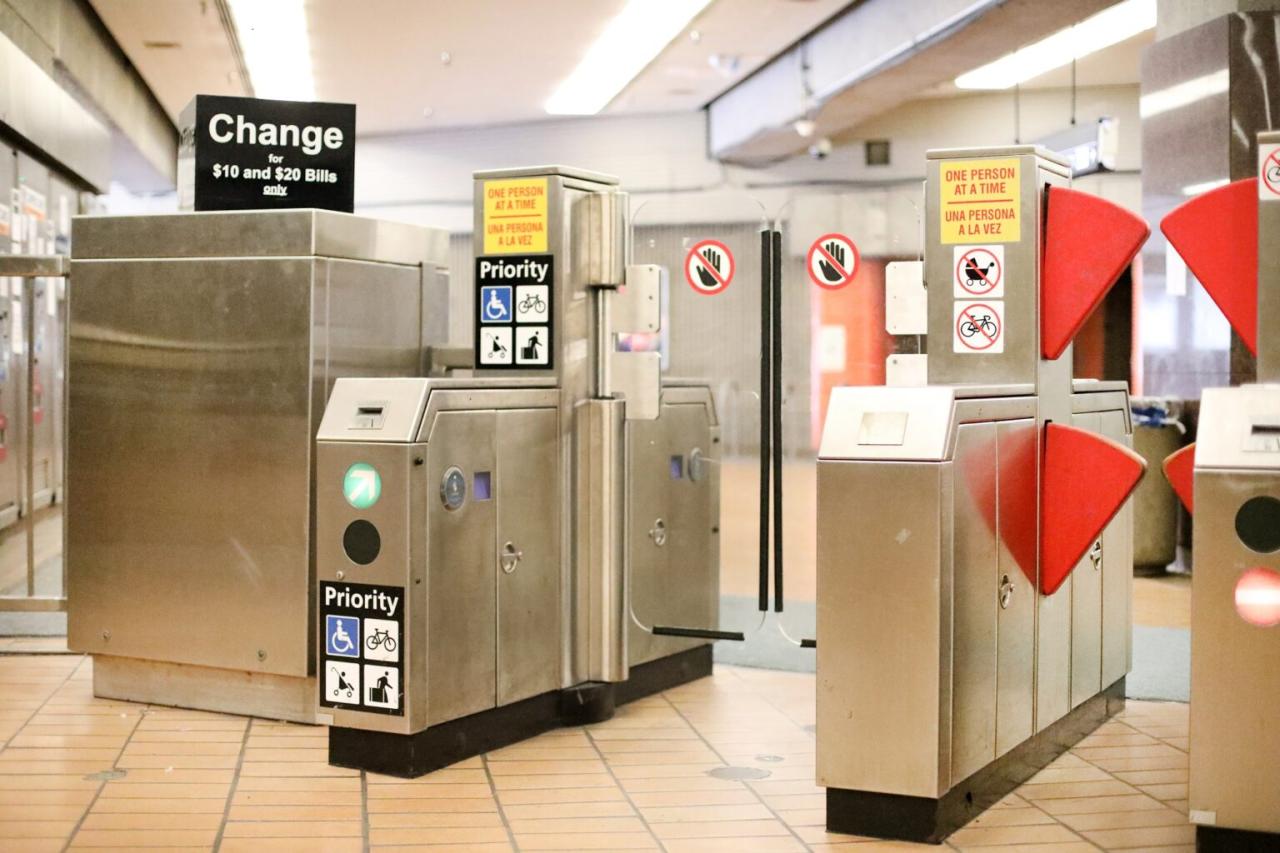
[1131,398,1186,574]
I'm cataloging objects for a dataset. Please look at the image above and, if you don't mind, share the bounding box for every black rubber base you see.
[1197,825,1280,852]
[827,677,1126,845]
[329,644,712,778]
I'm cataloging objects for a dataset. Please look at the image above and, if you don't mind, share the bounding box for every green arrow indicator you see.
[343,463,381,510]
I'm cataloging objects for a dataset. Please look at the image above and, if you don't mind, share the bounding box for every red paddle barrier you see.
[1159,178,1259,354]
[1040,423,1146,596]
[1162,442,1196,513]
[1040,186,1150,360]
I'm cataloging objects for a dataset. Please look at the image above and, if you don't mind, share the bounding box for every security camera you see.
[809,137,833,160]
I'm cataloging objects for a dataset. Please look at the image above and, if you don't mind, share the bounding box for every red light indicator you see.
[1235,567,1280,627]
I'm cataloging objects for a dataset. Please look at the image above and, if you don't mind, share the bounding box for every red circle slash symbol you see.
[807,233,860,290]
[955,248,1002,296]
[956,303,1001,351]
[685,240,734,295]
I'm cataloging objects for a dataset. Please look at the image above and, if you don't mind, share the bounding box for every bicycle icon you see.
[518,293,546,314]
[367,628,397,653]
[960,314,998,338]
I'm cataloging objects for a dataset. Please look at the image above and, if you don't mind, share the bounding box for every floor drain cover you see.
[83,769,127,782]
[707,766,771,781]
[755,754,784,763]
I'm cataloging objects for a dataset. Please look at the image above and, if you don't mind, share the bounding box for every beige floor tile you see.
[1019,778,1139,800]
[0,803,87,821]
[1081,822,1197,848]
[367,768,487,785]
[1026,765,1116,784]
[233,776,360,792]
[368,826,511,845]
[495,787,627,806]
[0,820,78,839]
[500,800,635,820]
[68,828,218,847]
[78,812,223,830]
[662,837,807,852]
[490,772,616,789]
[218,839,364,853]
[651,818,793,839]
[507,816,647,834]
[226,803,364,821]
[367,812,505,829]
[366,782,493,799]
[514,832,658,849]
[366,846,512,853]
[0,840,63,853]
[1139,782,1189,801]
[948,822,1083,847]
[963,806,1056,827]
[629,789,757,808]
[955,844,1097,853]
[89,798,228,814]
[1112,768,1188,786]
[221,820,363,838]
[1055,807,1190,832]
[641,803,775,823]
[1036,794,1168,816]
[365,798,498,814]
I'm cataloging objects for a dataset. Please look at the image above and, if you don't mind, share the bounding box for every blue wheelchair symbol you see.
[480,286,512,323]
[326,615,360,658]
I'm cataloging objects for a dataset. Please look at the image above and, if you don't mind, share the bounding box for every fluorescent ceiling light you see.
[1181,177,1230,196]
[227,0,315,101]
[545,0,714,115]
[1140,69,1229,118]
[955,0,1156,90]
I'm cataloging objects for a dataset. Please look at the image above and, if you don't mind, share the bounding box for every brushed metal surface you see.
[1190,464,1280,833]
[67,213,442,687]
[1099,409,1134,688]
[577,398,627,683]
[628,396,718,668]
[473,166,619,185]
[819,386,956,462]
[1196,385,1280,470]
[817,460,951,799]
[950,422,998,784]
[1259,131,1279,383]
[496,407,561,705]
[1070,412,1104,710]
[995,418,1036,757]
[426,410,497,724]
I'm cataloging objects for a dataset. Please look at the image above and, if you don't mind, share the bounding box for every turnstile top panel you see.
[819,385,956,462]
[472,165,619,185]
[70,209,448,267]
[1072,379,1130,394]
[1196,385,1280,471]
[926,144,1070,173]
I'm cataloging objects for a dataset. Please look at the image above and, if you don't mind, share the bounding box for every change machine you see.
[315,167,722,775]
[1157,130,1280,851]
[67,210,449,722]
[816,146,1150,843]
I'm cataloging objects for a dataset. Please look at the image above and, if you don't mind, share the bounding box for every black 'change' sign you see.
[179,94,356,212]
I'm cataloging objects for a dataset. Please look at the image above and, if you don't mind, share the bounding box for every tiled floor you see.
[0,656,1194,852]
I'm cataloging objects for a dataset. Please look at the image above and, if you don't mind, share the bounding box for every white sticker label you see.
[363,664,400,710]
[953,245,1005,298]
[362,618,399,663]
[515,325,550,365]
[514,284,550,323]
[324,661,360,706]
[953,300,1004,354]
[1261,143,1280,198]
[478,327,512,365]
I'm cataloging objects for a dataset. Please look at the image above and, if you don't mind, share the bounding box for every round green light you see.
[343,462,382,510]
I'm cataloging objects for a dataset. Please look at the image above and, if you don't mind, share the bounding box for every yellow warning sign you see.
[483,178,548,254]
[940,158,1021,244]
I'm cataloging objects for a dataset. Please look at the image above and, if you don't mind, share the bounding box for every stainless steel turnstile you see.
[817,145,1148,843]
[1157,130,1280,850]
[66,210,449,722]
[316,167,724,776]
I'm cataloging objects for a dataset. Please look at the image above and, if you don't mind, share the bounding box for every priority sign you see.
[685,240,734,295]
[807,233,859,290]
[953,245,1003,297]
[953,300,1004,354]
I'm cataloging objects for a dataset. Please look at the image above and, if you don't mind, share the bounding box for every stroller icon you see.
[330,666,355,699]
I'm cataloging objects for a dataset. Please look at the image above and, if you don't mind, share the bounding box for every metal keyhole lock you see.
[500,542,522,574]
[1088,539,1103,571]
[999,574,1014,610]
[649,518,667,547]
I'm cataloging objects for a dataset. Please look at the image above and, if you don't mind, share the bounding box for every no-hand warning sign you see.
[953,245,1004,298]
[1260,143,1280,199]
[685,240,734,295]
[807,233,860,289]
[953,300,1004,354]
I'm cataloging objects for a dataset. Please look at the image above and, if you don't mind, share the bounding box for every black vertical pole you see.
[772,229,784,612]
[758,229,772,613]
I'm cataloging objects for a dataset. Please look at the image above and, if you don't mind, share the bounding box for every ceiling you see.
[90,0,850,134]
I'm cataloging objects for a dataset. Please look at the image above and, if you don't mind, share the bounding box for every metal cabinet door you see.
[426,410,497,725]
[951,422,999,783]
[496,407,561,705]
[1070,413,1104,709]
[996,418,1037,755]
[1099,409,1133,688]
[626,410,673,666]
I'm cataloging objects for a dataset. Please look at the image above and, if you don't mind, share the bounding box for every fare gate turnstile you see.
[816,145,1150,843]
[1157,130,1280,851]
[317,167,724,776]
